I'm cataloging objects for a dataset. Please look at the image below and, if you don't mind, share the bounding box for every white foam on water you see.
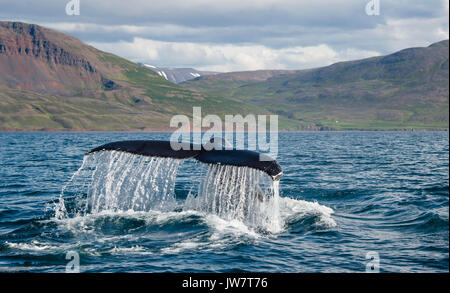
[161,213,262,254]
[5,239,73,252]
[5,240,52,251]
[161,240,204,254]
[107,245,153,255]
[279,197,337,229]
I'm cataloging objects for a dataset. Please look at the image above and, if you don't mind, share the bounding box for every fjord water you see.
[0,132,448,272]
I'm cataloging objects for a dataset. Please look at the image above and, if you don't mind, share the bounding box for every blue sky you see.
[0,0,448,71]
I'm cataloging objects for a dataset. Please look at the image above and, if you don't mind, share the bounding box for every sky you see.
[0,0,448,72]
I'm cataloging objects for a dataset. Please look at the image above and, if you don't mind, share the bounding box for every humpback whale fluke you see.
[87,140,199,159]
[87,140,282,180]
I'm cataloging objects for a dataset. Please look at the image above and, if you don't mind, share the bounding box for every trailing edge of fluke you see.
[87,140,283,181]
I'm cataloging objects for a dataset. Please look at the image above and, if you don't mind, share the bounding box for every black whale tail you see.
[87,140,282,181]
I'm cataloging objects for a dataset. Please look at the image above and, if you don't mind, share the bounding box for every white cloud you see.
[359,15,449,53]
[90,38,380,72]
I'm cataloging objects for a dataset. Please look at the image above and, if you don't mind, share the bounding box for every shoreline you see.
[0,129,448,133]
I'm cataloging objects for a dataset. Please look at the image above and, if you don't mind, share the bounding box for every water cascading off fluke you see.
[55,151,182,217]
[56,139,283,231]
[184,164,282,231]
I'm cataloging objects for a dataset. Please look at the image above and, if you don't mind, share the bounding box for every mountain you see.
[182,40,449,130]
[182,69,297,95]
[0,22,120,95]
[138,63,218,83]
[0,21,269,131]
[1,21,447,131]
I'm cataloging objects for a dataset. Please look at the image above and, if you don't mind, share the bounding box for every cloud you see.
[90,38,380,71]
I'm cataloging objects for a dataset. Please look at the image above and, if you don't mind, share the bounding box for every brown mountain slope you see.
[0,21,272,131]
[0,21,121,95]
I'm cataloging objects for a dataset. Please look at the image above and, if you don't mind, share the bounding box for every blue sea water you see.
[0,132,448,273]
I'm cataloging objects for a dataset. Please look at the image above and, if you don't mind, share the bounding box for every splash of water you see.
[185,164,282,232]
[56,151,181,217]
[56,151,283,232]
[87,151,181,213]
[54,155,91,219]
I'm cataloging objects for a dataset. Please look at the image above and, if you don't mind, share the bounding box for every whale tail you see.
[87,139,282,181]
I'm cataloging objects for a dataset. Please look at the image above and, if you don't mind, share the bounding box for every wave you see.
[2,239,74,254]
[419,212,449,232]
[5,240,55,251]
[366,210,449,233]
[53,195,336,235]
[106,245,153,255]
[279,197,336,233]
[2,195,337,257]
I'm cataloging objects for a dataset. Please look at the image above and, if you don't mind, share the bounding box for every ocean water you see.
[0,132,448,273]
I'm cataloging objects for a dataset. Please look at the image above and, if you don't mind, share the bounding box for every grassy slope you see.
[0,23,297,131]
[0,61,281,130]
[1,22,447,131]
[182,41,449,130]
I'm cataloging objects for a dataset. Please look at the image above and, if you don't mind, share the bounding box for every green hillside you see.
[0,21,286,131]
[1,21,448,131]
[182,40,449,130]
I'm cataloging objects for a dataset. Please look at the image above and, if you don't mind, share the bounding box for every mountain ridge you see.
[0,21,118,95]
[0,21,271,131]
[0,21,448,131]
[182,40,449,130]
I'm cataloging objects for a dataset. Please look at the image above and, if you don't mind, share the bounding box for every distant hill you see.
[138,63,218,84]
[182,69,297,95]
[1,21,447,131]
[0,21,269,131]
[182,40,449,130]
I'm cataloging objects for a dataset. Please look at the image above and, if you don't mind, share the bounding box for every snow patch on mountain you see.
[137,63,218,83]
